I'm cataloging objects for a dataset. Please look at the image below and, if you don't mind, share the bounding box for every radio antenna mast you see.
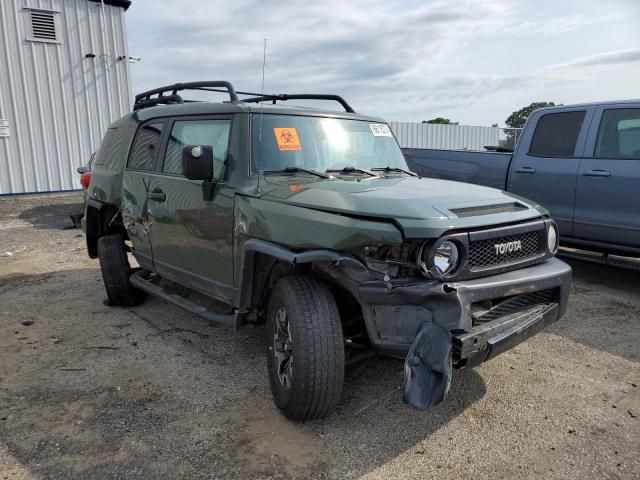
[258,38,267,144]
[256,38,267,185]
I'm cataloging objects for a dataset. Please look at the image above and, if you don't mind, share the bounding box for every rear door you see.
[508,109,591,237]
[147,116,235,302]
[121,121,167,271]
[573,106,640,249]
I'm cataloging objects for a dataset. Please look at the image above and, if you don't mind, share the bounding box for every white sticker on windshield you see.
[369,123,393,137]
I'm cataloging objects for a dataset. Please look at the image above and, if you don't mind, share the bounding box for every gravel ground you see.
[0,193,638,480]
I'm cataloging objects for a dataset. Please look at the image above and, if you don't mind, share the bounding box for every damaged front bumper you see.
[341,257,571,410]
[355,257,571,359]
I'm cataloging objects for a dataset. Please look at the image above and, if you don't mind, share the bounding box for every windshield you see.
[251,114,408,174]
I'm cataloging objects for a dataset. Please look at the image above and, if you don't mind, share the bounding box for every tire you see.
[97,234,144,307]
[266,275,345,420]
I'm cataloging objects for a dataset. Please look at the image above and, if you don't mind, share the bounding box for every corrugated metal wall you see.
[390,122,500,151]
[0,0,131,194]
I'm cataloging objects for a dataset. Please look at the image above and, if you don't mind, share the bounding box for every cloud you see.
[559,49,640,68]
[125,0,640,124]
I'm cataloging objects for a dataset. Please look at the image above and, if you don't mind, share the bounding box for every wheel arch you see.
[85,200,128,258]
[235,238,366,312]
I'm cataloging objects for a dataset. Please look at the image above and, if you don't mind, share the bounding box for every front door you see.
[121,121,167,270]
[508,109,589,238]
[574,106,640,249]
[148,117,235,302]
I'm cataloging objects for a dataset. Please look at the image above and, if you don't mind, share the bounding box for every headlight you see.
[418,239,461,278]
[547,223,559,254]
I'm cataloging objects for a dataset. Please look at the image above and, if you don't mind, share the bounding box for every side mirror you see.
[182,145,214,181]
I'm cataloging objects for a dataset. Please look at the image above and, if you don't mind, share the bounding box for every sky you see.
[125,0,640,127]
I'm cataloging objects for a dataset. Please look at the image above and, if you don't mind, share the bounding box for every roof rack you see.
[133,81,356,113]
[133,81,239,111]
[241,93,355,113]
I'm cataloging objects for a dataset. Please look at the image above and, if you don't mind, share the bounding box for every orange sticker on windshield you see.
[274,128,302,151]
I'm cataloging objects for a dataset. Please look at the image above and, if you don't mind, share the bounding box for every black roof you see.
[88,0,131,10]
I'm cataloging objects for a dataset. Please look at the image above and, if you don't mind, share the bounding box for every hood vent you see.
[450,202,527,218]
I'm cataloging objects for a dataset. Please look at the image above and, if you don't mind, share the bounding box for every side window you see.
[94,127,118,165]
[528,111,586,157]
[595,108,640,159]
[127,123,165,171]
[163,119,231,176]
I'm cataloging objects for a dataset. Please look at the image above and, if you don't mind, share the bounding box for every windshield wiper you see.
[263,167,329,179]
[371,166,419,177]
[325,166,377,177]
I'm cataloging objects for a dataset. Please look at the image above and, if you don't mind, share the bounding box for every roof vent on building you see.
[29,10,58,42]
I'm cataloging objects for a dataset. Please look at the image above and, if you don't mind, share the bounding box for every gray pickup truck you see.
[403,101,640,256]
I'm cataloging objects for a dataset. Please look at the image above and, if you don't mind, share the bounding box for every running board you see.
[558,248,640,271]
[130,272,238,329]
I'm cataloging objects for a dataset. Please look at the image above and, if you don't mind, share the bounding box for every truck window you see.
[594,108,640,159]
[528,111,585,157]
[163,120,231,177]
[127,123,165,171]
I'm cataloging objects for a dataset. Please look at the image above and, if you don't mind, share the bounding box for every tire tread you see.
[97,234,143,307]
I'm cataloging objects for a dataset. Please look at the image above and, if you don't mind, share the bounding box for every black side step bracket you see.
[130,272,238,329]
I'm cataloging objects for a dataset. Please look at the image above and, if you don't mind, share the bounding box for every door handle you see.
[582,169,611,177]
[514,166,536,174]
[147,188,166,202]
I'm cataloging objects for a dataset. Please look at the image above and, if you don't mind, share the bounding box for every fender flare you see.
[84,199,120,258]
[234,238,366,308]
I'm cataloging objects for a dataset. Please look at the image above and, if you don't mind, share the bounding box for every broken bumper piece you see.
[398,258,572,410]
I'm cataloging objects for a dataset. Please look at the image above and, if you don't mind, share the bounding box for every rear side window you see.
[127,123,165,171]
[595,108,640,159]
[163,119,231,177]
[94,127,118,165]
[528,111,586,157]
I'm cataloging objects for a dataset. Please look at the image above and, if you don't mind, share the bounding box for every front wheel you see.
[266,275,345,421]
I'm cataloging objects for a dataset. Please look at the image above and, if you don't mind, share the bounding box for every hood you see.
[259,175,546,237]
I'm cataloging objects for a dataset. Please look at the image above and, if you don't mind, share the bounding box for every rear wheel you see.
[97,234,144,306]
[266,275,345,421]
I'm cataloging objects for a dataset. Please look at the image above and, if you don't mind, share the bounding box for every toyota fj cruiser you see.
[83,81,572,420]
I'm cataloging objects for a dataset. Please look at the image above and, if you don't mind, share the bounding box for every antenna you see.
[258,38,267,144]
[257,38,267,179]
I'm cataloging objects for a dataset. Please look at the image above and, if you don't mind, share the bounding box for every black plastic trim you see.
[130,271,238,328]
[235,238,365,308]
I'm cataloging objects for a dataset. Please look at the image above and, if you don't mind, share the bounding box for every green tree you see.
[505,102,555,129]
[501,101,555,149]
[422,117,458,125]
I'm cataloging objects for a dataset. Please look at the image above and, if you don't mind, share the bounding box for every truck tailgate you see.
[402,148,512,191]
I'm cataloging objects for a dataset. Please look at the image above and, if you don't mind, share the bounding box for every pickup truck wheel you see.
[97,234,144,307]
[266,275,345,421]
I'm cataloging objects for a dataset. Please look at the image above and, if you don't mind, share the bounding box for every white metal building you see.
[390,121,500,151]
[0,0,132,195]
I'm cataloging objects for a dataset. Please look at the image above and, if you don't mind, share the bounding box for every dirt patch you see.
[225,397,325,478]
[1,193,639,479]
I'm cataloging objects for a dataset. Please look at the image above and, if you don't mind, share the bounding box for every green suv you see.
[83,81,571,420]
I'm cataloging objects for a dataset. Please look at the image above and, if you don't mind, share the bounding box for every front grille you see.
[475,289,556,323]
[468,230,542,269]
[450,202,527,218]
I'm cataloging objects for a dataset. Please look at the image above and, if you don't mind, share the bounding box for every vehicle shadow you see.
[548,257,640,362]
[305,356,487,477]
[16,199,84,229]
